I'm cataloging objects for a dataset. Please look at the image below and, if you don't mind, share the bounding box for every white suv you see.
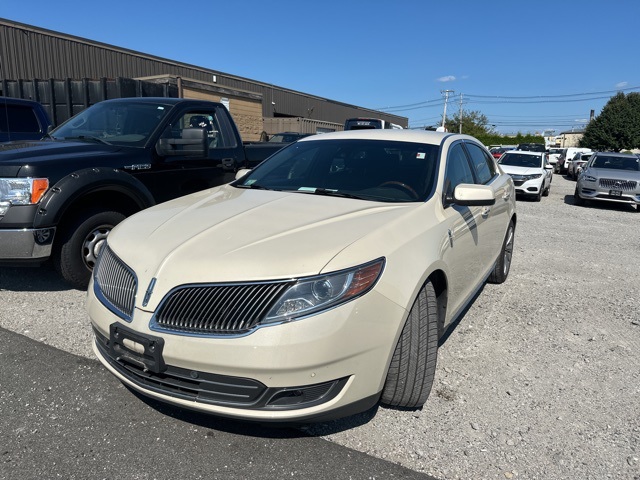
[498,150,552,201]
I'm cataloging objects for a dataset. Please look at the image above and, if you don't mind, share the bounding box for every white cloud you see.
[437,75,456,82]
[615,81,628,88]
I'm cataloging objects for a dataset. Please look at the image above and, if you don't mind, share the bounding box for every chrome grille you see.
[94,246,137,320]
[153,281,294,335]
[598,178,638,191]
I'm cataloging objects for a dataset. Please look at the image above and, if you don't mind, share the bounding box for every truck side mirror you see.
[156,127,208,157]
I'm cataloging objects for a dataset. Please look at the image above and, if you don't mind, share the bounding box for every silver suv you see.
[574,152,640,211]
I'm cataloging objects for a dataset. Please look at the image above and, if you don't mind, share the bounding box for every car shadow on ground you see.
[0,262,77,292]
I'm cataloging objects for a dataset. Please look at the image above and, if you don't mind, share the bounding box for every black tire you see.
[488,220,515,284]
[573,187,584,206]
[534,190,542,202]
[53,209,126,289]
[543,183,550,197]
[381,280,439,408]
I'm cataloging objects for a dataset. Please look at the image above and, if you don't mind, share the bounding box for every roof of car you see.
[505,150,543,156]
[593,151,638,157]
[297,128,473,146]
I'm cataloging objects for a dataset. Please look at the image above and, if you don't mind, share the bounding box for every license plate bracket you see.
[609,189,623,197]
[109,323,166,373]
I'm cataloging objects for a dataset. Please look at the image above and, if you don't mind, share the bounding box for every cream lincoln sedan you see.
[87,129,516,423]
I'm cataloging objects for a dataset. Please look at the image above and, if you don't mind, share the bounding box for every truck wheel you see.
[53,209,126,289]
[381,280,439,408]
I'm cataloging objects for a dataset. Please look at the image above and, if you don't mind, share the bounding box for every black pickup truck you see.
[0,97,285,288]
[0,97,53,143]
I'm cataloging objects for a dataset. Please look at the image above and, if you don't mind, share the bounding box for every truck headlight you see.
[0,178,49,215]
[262,258,385,324]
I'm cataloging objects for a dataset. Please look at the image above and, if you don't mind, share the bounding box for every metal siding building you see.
[0,17,407,140]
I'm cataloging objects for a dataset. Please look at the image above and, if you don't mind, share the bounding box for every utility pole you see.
[459,93,464,134]
[441,89,454,129]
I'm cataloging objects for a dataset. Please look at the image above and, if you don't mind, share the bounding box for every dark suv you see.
[516,143,546,153]
[0,97,52,143]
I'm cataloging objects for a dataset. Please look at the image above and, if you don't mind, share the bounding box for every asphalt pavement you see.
[0,326,436,480]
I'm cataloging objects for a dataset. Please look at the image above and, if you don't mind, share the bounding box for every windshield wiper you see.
[307,188,368,200]
[235,183,270,190]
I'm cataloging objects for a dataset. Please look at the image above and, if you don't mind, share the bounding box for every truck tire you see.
[381,280,439,408]
[53,209,126,289]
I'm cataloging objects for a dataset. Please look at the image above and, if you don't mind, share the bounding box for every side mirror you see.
[452,184,496,206]
[544,165,553,170]
[156,127,208,157]
[235,168,252,180]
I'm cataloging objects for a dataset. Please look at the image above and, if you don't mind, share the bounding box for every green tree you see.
[443,110,494,137]
[580,92,640,151]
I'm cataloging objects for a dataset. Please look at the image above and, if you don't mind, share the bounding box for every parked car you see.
[267,132,313,143]
[547,147,564,166]
[0,97,52,143]
[574,152,640,211]
[498,150,552,201]
[489,146,514,160]
[567,152,593,180]
[555,147,591,174]
[87,129,517,423]
[516,143,546,153]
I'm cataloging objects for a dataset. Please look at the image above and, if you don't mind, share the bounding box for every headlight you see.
[0,178,49,215]
[262,258,385,324]
[582,175,597,182]
[523,174,542,181]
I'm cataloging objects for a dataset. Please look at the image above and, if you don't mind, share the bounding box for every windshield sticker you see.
[416,152,426,159]
[157,107,165,110]
[298,187,317,192]
[245,179,257,185]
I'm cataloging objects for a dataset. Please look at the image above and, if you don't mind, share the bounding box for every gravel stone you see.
[1,175,639,479]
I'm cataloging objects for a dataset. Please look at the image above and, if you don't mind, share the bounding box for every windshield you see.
[234,139,439,202]
[499,153,543,168]
[51,101,171,147]
[592,155,640,171]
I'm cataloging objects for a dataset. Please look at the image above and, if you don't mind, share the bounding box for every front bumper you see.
[88,281,407,422]
[512,178,543,196]
[577,185,640,205]
[0,227,55,261]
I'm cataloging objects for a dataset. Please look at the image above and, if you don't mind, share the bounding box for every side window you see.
[1,105,41,133]
[465,143,496,184]
[444,143,475,199]
[169,110,225,150]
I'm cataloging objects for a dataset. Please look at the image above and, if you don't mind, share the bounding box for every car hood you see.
[0,139,123,166]
[587,167,640,180]
[106,184,414,309]
[498,165,543,175]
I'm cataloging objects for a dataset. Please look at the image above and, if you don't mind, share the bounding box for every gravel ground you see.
[1,174,638,479]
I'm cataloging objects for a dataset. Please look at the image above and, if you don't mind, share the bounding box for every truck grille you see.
[599,178,638,191]
[94,246,137,320]
[152,281,295,335]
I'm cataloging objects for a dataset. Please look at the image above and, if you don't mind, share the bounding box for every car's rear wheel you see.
[381,280,439,409]
[53,209,126,289]
[488,220,515,284]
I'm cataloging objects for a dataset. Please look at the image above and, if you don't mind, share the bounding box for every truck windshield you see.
[234,139,438,203]
[50,102,170,147]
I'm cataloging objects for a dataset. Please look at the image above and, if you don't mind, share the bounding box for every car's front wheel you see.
[381,280,439,409]
[573,187,585,206]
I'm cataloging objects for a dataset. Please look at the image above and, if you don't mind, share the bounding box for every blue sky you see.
[3,0,639,135]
